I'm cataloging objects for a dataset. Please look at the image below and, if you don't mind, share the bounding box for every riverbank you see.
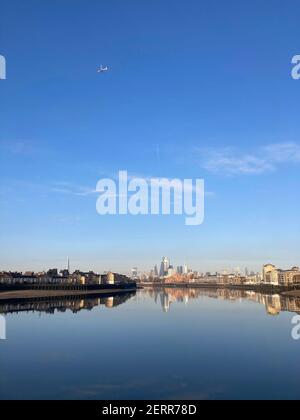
[281,290,300,297]
[140,282,300,296]
[0,288,137,301]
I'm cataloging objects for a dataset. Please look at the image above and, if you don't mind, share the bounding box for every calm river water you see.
[0,287,300,400]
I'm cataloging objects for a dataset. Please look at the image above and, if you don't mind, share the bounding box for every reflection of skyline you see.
[0,292,136,316]
[146,287,201,313]
[2,288,299,317]
[142,287,300,316]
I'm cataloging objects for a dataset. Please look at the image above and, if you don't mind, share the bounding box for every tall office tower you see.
[167,266,175,278]
[183,264,188,275]
[154,265,159,277]
[131,267,138,279]
[245,267,249,277]
[67,257,70,273]
[160,257,170,277]
[177,266,183,275]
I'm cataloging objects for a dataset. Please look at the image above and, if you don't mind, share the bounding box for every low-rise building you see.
[71,271,101,285]
[263,264,300,286]
[219,274,246,285]
[278,267,300,286]
[263,264,279,285]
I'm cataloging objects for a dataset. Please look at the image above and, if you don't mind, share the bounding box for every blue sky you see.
[0,0,300,273]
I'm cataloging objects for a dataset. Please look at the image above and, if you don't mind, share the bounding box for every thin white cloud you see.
[50,182,97,196]
[199,142,300,175]
[0,180,97,198]
[0,140,37,155]
[50,214,82,224]
[111,172,215,197]
[263,142,300,163]
[0,174,214,200]
[203,154,274,175]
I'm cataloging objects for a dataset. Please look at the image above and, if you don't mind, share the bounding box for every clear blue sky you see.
[0,0,300,274]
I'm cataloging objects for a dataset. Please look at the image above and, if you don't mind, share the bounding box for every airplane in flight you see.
[97,65,109,73]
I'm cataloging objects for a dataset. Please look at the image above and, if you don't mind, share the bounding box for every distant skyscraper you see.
[154,265,158,277]
[160,257,170,277]
[131,267,138,279]
[177,266,183,275]
[167,266,175,278]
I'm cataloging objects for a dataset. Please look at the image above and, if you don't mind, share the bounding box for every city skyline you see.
[0,257,300,286]
[1,0,300,273]
[1,253,300,277]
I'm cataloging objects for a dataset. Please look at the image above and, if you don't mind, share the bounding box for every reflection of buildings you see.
[0,292,136,316]
[245,291,300,315]
[262,294,282,316]
[145,287,202,313]
[142,287,300,316]
[105,297,115,308]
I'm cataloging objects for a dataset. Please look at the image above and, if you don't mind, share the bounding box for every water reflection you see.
[143,287,300,315]
[1,287,300,400]
[0,291,136,315]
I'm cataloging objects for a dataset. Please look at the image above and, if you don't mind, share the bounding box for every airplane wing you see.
[97,67,108,72]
